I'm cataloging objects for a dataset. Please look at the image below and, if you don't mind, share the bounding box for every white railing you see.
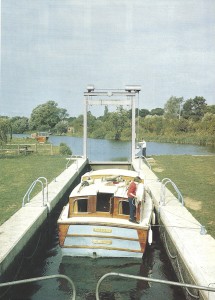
[0,274,76,300]
[96,272,215,300]
[22,177,48,207]
[160,178,184,206]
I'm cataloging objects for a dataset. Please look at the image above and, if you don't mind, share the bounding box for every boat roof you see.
[70,168,144,198]
[81,168,142,181]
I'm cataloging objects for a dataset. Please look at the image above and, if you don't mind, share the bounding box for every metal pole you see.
[0,274,76,300]
[96,272,215,300]
[131,95,136,160]
[83,95,88,159]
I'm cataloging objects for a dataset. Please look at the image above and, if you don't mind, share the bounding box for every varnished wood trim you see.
[58,220,148,230]
[66,233,144,242]
[58,224,69,247]
[62,245,143,253]
[137,229,147,252]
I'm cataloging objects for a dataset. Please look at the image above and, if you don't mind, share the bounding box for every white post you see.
[131,95,136,160]
[83,96,88,159]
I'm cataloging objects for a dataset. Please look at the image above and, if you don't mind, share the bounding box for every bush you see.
[59,143,72,155]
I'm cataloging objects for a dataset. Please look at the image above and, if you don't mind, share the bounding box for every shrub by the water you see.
[59,143,72,155]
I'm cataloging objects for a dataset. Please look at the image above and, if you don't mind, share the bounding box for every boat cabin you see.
[68,169,144,221]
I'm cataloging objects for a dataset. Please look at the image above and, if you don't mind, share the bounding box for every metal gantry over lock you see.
[83,85,141,160]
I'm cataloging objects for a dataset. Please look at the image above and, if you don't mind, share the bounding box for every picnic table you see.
[19,145,34,155]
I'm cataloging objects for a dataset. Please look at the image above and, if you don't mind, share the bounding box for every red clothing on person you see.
[127,181,137,198]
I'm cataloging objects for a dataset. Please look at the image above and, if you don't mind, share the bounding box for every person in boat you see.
[127,176,141,223]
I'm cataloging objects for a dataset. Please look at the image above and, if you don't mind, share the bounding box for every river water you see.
[6,135,213,299]
[48,136,214,161]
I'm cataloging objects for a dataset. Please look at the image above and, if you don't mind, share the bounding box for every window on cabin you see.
[118,200,129,215]
[96,193,113,212]
[73,198,88,213]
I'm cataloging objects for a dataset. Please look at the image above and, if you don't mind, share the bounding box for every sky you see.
[1,0,215,118]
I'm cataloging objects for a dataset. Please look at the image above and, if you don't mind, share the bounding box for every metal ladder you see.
[22,176,48,207]
[160,177,184,206]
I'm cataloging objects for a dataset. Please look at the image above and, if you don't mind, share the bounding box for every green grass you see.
[0,155,67,225]
[151,155,215,238]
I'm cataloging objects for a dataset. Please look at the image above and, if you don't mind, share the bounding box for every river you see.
[48,136,214,160]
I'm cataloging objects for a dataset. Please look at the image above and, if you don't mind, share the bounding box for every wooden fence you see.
[0,144,53,155]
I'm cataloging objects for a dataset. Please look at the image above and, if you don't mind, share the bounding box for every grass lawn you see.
[151,155,215,238]
[0,155,67,225]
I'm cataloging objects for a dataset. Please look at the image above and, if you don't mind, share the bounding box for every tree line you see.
[0,96,215,146]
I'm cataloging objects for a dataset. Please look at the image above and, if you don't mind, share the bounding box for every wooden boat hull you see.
[59,223,148,258]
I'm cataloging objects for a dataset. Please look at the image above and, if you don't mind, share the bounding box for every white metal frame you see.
[83,85,141,161]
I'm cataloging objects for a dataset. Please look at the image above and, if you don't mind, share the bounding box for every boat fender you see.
[136,183,144,204]
[46,202,51,213]
[148,227,153,245]
[151,212,156,225]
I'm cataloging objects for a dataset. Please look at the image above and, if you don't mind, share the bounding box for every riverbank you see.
[142,133,215,147]
[13,132,215,147]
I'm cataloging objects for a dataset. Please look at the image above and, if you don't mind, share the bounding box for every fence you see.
[0,144,53,155]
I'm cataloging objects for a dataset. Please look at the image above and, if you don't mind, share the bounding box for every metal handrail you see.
[140,155,151,169]
[95,272,215,300]
[66,155,83,169]
[0,274,76,300]
[160,178,184,206]
[22,177,48,207]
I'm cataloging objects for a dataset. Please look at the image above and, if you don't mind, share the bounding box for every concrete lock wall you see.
[132,157,215,300]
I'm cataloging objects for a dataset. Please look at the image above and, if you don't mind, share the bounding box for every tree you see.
[139,109,150,118]
[206,104,215,114]
[143,115,164,134]
[164,96,184,119]
[107,106,129,140]
[29,101,69,131]
[183,97,207,121]
[54,120,68,134]
[87,111,97,135]
[11,116,29,133]
[128,108,149,119]
[199,113,215,135]
[0,118,12,143]
[150,108,164,116]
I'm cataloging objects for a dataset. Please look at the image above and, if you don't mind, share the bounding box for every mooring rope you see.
[162,230,200,299]
[24,231,42,260]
